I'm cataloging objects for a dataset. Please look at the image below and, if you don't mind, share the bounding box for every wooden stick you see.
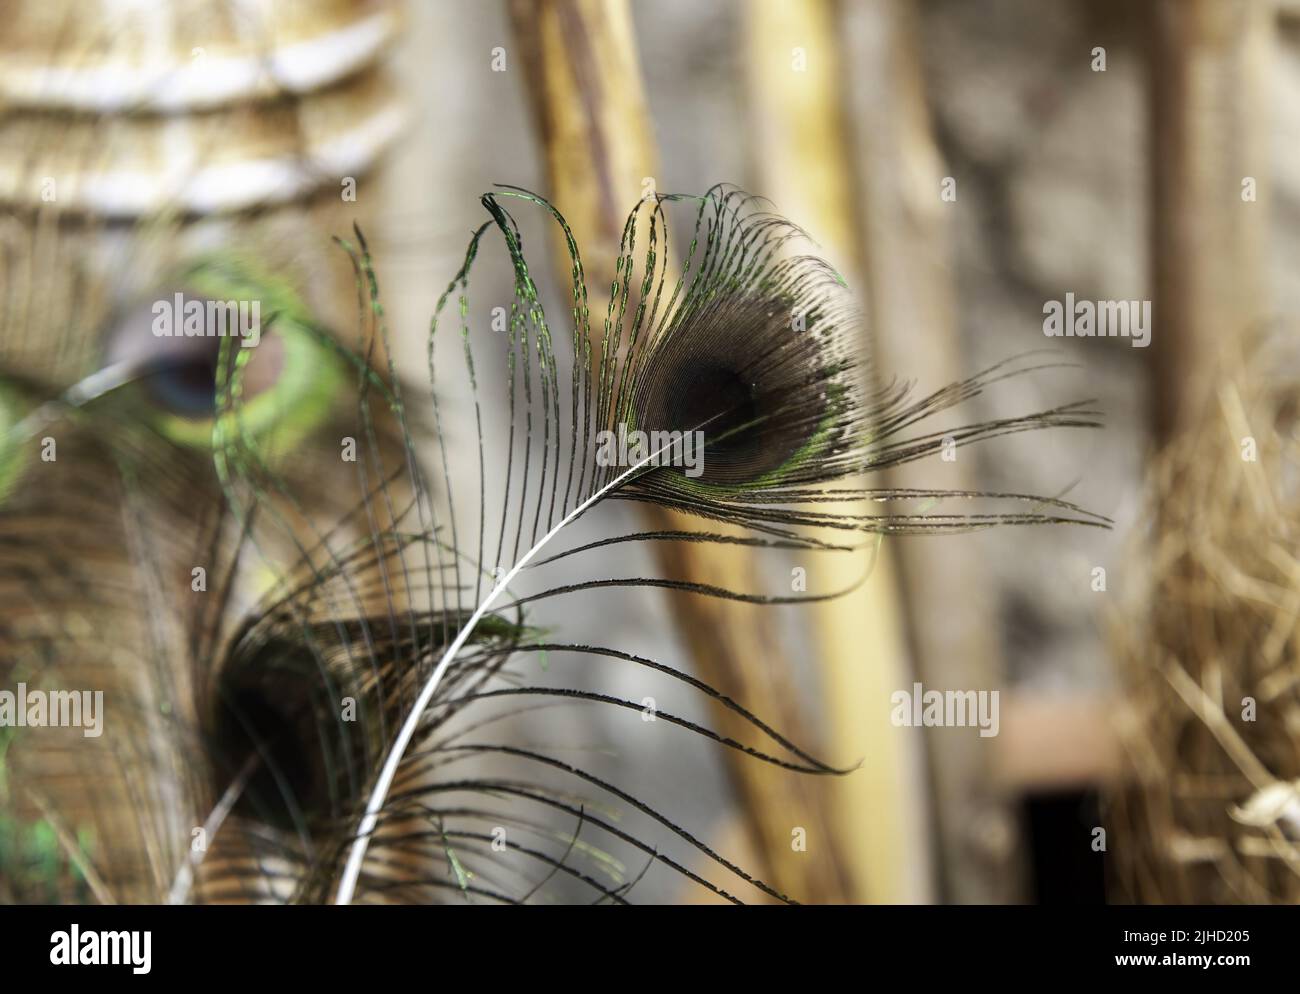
[743,0,930,903]
[1148,0,1273,441]
[508,0,858,902]
[839,0,1022,902]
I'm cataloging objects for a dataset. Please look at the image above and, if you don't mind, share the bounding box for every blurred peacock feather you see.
[0,0,1109,905]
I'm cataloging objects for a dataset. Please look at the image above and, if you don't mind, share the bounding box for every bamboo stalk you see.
[508,0,859,902]
[1148,0,1273,441]
[839,0,1021,902]
[743,0,930,903]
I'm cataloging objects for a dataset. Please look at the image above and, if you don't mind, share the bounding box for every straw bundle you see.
[1111,330,1300,903]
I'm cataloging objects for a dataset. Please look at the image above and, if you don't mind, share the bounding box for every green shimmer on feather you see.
[0,385,28,501]
[0,815,93,901]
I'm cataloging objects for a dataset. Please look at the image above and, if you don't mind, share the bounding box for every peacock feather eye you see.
[629,290,849,491]
[104,254,346,456]
[203,607,528,851]
[209,635,367,834]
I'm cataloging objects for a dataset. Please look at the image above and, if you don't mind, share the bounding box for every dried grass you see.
[1110,329,1300,903]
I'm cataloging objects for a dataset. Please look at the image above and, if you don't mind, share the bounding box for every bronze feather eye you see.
[210,637,363,834]
[630,292,842,488]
